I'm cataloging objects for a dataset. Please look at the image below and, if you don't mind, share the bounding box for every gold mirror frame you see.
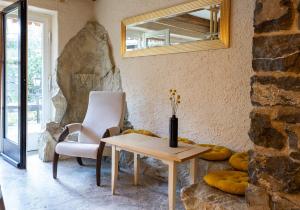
[121,0,230,58]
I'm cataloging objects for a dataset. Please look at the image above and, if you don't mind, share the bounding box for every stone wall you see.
[248,0,300,209]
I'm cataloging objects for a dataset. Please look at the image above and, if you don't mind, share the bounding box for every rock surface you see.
[180,160,247,210]
[246,184,270,210]
[181,181,248,210]
[251,83,300,107]
[250,1,300,209]
[270,192,300,210]
[254,0,293,33]
[249,151,300,193]
[55,21,121,125]
[249,111,286,149]
[246,184,300,210]
[276,106,300,124]
[38,123,62,161]
[251,75,300,107]
[253,34,300,72]
[38,21,131,161]
[251,76,300,92]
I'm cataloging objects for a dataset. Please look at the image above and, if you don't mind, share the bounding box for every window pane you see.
[5,9,20,144]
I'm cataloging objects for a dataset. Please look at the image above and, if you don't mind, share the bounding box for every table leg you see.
[111,145,118,195]
[190,158,198,184]
[134,153,140,186]
[168,161,177,210]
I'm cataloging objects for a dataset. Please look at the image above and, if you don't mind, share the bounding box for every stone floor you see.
[0,153,184,210]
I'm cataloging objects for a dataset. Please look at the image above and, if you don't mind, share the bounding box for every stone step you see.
[181,180,247,210]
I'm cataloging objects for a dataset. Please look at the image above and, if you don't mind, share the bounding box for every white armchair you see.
[53,91,125,186]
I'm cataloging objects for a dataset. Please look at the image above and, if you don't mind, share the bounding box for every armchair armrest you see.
[107,127,121,137]
[57,123,82,143]
[101,127,121,139]
[66,123,82,133]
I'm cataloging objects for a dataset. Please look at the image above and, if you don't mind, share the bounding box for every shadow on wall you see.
[38,21,132,162]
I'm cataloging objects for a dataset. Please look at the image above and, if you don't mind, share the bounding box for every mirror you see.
[121,0,230,57]
[126,5,220,50]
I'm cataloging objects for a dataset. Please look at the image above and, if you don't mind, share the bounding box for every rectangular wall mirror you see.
[121,0,230,57]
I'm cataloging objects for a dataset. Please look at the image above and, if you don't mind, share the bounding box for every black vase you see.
[169,115,178,148]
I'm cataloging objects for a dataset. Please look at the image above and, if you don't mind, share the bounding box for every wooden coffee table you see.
[101,133,210,210]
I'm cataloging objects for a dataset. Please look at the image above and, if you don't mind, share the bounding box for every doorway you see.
[1,0,27,169]
[1,1,54,168]
[27,12,52,152]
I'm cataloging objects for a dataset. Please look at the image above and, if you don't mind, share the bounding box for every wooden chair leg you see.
[53,152,59,179]
[76,157,84,166]
[96,141,106,186]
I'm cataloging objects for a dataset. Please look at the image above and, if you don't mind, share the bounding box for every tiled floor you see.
[0,153,184,210]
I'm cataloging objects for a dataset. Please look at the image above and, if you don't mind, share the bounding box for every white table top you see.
[101,133,210,162]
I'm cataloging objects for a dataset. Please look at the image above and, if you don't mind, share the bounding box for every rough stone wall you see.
[248,0,300,209]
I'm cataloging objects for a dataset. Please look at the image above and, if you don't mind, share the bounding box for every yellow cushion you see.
[204,170,249,195]
[178,137,195,145]
[122,129,160,138]
[198,144,232,161]
[229,152,249,172]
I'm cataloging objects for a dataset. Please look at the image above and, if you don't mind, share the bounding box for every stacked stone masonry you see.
[248,0,300,209]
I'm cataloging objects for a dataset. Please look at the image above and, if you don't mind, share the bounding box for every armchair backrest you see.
[79,91,125,144]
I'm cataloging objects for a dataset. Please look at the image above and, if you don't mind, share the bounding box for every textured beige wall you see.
[27,0,94,53]
[95,0,255,151]
[2,0,94,53]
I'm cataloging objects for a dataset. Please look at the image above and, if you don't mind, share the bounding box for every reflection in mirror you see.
[126,4,221,51]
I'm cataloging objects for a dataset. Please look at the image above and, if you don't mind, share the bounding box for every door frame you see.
[28,11,52,129]
[1,0,27,169]
[27,12,52,151]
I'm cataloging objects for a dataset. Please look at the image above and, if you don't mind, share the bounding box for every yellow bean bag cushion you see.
[198,144,232,161]
[229,152,249,172]
[122,129,160,138]
[204,170,249,195]
[178,137,195,145]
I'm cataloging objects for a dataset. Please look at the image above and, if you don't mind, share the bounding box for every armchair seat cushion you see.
[55,141,99,159]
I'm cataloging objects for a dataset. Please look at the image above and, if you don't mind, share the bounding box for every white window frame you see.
[28,11,53,128]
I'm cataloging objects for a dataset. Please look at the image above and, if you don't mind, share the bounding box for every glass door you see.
[1,0,27,169]
[27,14,52,152]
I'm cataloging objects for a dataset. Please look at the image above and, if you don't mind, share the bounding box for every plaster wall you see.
[94,0,255,151]
[28,0,94,54]
[1,0,94,53]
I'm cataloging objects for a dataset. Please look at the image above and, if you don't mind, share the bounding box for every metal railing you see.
[6,104,42,123]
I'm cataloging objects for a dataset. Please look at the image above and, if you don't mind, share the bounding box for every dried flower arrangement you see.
[169,89,181,116]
